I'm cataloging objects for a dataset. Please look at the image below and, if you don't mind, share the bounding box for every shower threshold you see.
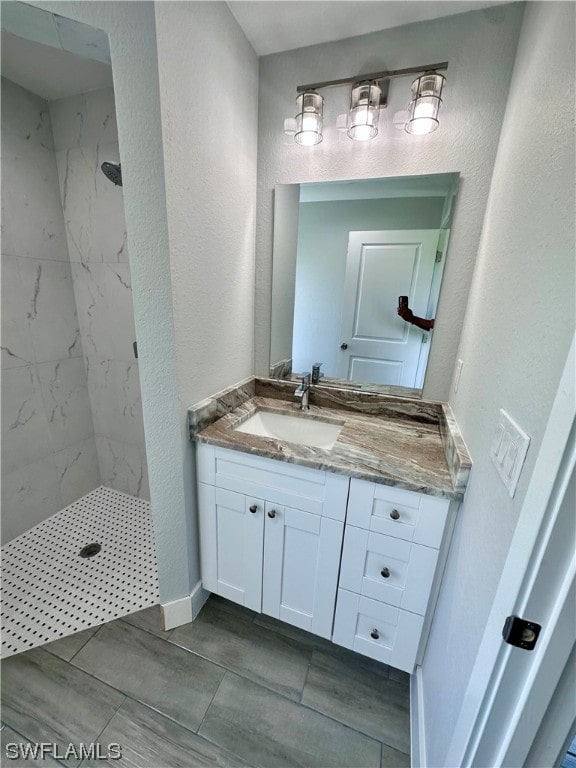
[1,486,159,658]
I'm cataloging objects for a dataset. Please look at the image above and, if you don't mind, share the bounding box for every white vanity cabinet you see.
[332,478,456,673]
[196,443,458,673]
[197,444,348,638]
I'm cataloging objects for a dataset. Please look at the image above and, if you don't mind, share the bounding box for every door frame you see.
[442,334,575,767]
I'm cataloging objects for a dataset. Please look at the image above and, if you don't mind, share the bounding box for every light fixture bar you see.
[296,61,448,94]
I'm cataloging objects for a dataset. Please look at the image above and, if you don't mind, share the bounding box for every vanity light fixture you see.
[284,61,448,145]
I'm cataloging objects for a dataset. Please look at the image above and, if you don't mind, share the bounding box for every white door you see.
[262,502,344,638]
[338,230,439,387]
[198,484,264,611]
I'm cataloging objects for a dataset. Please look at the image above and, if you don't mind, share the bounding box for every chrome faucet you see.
[294,373,311,410]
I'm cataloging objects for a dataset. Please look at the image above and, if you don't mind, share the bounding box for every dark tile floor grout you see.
[126,615,395,751]
[3,596,411,768]
[163,609,406,747]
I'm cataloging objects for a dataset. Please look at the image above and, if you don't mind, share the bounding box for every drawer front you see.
[347,478,450,548]
[197,444,349,520]
[332,589,423,673]
[339,526,440,615]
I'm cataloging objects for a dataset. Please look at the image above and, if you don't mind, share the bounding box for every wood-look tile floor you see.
[0,595,411,768]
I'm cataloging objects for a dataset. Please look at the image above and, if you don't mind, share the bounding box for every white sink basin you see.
[235,410,343,450]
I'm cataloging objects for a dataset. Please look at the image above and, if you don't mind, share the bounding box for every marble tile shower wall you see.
[1,78,99,543]
[49,88,149,501]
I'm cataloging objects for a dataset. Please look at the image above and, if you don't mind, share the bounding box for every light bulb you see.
[414,102,436,119]
[347,82,381,141]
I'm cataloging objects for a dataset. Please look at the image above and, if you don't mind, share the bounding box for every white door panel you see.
[338,230,439,386]
[198,483,264,611]
[263,504,343,638]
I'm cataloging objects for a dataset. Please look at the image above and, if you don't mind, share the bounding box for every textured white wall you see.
[421,3,575,764]
[155,2,257,406]
[255,4,525,400]
[154,1,258,589]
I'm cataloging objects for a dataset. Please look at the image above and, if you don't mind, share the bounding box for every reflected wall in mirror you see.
[270,173,460,397]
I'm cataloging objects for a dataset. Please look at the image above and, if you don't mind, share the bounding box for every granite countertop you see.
[188,377,471,500]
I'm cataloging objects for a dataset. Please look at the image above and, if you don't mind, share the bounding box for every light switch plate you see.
[490,409,531,497]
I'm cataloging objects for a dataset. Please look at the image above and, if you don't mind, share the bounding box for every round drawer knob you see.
[249,505,258,514]
[390,509,400,520]
[340,343,348,350]
[267,509,276,519]
[370,629,380,640]
[381,567,390,579]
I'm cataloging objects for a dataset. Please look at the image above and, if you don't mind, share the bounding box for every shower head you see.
[101,161,122,187]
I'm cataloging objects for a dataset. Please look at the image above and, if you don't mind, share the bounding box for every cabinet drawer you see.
[197,444,349,521]
[347,478,450,548]
[339,526,439,615]
[332,589,423,673]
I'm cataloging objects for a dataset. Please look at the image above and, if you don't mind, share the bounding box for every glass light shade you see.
[347,82,381,141]
[294,91,323,146]
[405,72,445,136]
[283,117,297,135]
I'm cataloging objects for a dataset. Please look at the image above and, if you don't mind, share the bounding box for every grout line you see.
[165,629,397,750]
[67,624,105,663]
[115,691,260,768]
[164,633,304,703]
[195,669,228,736]
[299,657,312,704]
[88,691,127,744]
[77,691,128,768]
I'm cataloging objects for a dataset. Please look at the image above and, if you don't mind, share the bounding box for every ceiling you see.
[1,30,113,101]
[227,1,508,56]
[1,1,507,99]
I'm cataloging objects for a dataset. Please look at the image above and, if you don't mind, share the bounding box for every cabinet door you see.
[198,484,264,611]
[262,502,344,638]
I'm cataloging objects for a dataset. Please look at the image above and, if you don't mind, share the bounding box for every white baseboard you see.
[410,665,427,768]
[160,581,210,630]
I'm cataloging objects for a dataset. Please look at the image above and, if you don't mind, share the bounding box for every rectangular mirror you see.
[270,173,460,397]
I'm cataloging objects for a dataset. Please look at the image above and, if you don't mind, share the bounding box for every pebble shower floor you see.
[1,486,159,658]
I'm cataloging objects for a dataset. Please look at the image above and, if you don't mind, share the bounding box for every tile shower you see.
[1,77,157,655]
[1,77,149,545]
